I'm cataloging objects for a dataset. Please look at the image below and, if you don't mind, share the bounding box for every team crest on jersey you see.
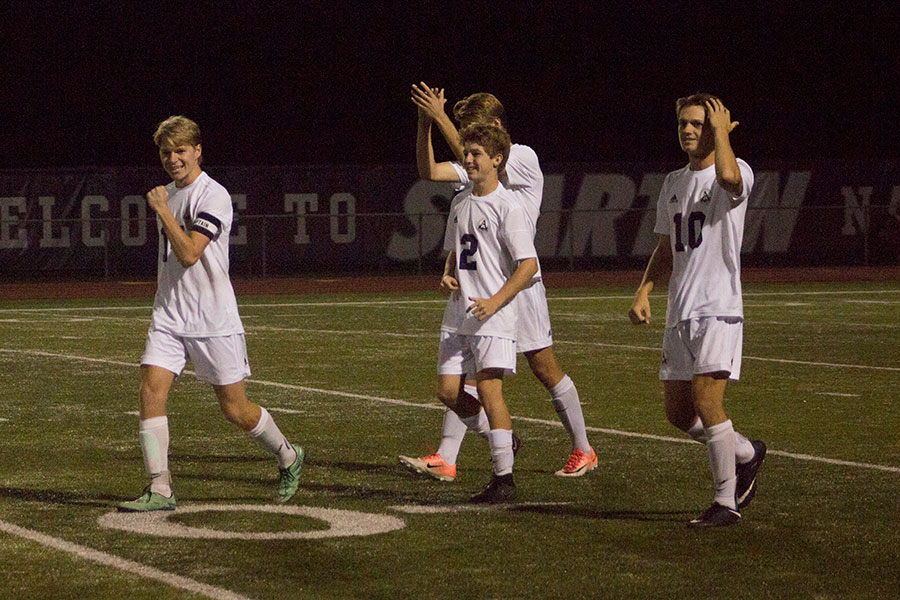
[668,194,678,204]
[700,190,711,203]
[453,216,458,223]
[477,219,488,231]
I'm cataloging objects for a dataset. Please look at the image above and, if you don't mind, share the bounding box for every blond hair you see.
[452,93,507,129]
[153,115,202,149]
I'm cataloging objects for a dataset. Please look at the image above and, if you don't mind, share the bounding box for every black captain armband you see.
[190,212,224,240]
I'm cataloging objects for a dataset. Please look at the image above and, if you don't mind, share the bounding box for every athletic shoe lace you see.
[564,449,586,470]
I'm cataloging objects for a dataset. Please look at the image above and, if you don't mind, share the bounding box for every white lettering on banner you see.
[329,193,356,244]
[39,196,70,248]
[888,186,900,221]
[386,180,454,261]
[743,171,809,253]
[284,193,318,244]
[559,174,635,257]
[631,173,667,256]
[841,186,873,236]
[0,197,28,249]
[81,195,108,247]
[231,194,247,245]
[535,174,563,256]
[119,196,147,247]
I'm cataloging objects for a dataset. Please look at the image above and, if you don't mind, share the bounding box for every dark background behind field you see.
[2,1,898,169]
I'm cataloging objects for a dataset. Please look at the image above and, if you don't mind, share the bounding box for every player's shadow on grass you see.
[0,486,122,509]
[512,503,693,522]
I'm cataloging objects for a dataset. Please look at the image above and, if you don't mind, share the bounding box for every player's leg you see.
[469,336,517,503]
[192,334,303,502]
[526,347,596,476]
[213,380,304,503]
[119,330,184,512]
[518,282,594,474]
[469,369,516,503]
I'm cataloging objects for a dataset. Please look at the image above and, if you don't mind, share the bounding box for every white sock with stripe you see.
[705,419,738,510]
[436,407,467,465]
[550,375,591,452]
[139,416,171,497]
[249,407,297,468]
[488,429,514,476]
[688,416,755,463]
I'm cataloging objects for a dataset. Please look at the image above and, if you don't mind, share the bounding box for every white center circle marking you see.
[98,504,406,540]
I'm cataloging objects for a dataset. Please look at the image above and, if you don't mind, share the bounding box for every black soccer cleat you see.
[735,440,767,509]
[687,502,741,528]
[470,473,516,504]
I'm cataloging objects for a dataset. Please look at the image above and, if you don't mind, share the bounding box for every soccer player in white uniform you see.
[629,95,766,528]
[399,85,596,481]
[433,121,537,502]
[118,116,304,512]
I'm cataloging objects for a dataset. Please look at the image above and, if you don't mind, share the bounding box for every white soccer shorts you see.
[437,331,517,376]
[515,280,554,353]
[659,316,743,381]
[141,329,252,386]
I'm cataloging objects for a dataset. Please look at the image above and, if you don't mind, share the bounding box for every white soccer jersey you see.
[654,159,754,328]
[150,171,244,337]
[452,144,543,279]
[440,183,537,339]
[654,159,753,327]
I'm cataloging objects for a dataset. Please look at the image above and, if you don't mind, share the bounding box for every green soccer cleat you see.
[117,487,176,512]
[276,445,305,504]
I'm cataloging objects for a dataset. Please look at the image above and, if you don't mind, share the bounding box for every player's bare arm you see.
[415,90,461,182]
[705,98,743,197]
[629,235,673,324]
[147,186,210,267]
[467,257,538,321]
[412,82,464,163]
[440,251,460,293]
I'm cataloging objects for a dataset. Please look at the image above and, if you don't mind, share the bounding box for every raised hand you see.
[411,82,446,121]
[705,97,739,134]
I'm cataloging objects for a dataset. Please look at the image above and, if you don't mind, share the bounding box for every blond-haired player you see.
[629,94,766,528]
[118,116,304,512]
[399,84,597,481]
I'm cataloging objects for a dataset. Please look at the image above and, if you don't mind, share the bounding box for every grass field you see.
[1,278,899,599]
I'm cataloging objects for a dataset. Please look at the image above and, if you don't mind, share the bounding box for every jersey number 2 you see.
[673,212,705,252]
[458,233,478,270]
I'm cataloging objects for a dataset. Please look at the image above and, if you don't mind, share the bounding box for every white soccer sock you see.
[734,430,755,464]
[139,416,171,497]
[688,416,754,463]
[488,429,514,476]
[550,375,591,452]
[705,420,737,510]
[249,407,297,468]
[436,407,468,465]
[687,417,708,443]
[460,409,491,439]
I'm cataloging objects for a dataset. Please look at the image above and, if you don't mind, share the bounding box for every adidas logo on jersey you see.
[478,219,488,231]
[669,194,678,204]
[700,190,711,203]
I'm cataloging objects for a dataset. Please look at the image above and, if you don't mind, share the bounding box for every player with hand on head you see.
[430,121,537,502]
[399,83,596,481]
[118,116,304,512]
[629,95,766,528]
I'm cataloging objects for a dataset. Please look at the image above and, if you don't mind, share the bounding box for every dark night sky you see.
[1,1,898,169]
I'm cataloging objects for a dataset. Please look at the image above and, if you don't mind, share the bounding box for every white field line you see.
[1,347,898,474]
[0,286,899,315]
[0,520,252,600]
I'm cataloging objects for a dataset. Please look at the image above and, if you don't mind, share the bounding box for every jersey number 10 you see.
[673,212,705,252]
